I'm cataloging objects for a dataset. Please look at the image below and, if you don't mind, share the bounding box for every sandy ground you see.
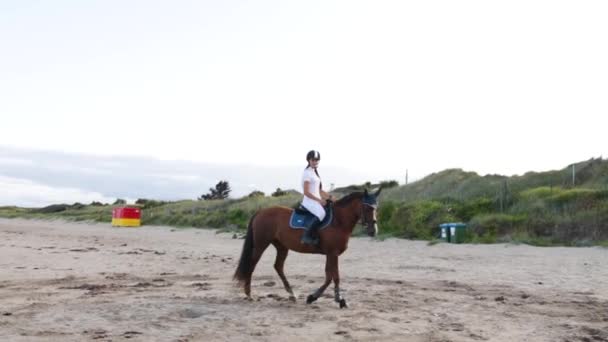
[0,218,607,342]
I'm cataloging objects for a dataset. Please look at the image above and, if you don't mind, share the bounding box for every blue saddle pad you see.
[289,205,333,230]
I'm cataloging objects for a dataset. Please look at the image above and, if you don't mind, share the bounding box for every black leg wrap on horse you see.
[307,287,324,304]
[334,287,341,302]
[335,288,348,308]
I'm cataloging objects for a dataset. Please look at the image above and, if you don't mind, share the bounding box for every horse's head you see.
[361,188,381,237]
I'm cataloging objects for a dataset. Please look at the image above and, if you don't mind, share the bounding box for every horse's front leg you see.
[306,254,336,304]
[333,256,347,309]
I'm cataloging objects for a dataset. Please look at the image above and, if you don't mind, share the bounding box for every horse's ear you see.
[375,187,382,196]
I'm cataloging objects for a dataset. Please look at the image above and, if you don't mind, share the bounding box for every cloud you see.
[0,146,375,207]
[0,175,116,207]
[0,157,35,166]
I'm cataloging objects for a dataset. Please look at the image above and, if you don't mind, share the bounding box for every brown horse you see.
[233,188,381,308]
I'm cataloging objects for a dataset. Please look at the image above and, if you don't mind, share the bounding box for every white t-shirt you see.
[301,167,321,208]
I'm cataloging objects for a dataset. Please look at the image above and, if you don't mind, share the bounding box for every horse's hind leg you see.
[245,241,270,299]
[272,242,297,302]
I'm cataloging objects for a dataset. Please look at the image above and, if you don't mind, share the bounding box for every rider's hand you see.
[319,198,327,206]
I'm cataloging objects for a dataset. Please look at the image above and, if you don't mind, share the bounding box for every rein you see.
[359,202,377,226]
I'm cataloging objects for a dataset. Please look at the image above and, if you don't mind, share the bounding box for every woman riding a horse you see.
[234,150,381,308]
[300,150,334,245]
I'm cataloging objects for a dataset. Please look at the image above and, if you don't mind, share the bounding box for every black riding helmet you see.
[306,150,320,161]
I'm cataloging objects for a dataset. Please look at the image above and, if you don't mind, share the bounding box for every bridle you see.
[360,198,378,227]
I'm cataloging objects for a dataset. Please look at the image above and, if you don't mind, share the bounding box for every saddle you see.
[289,202,333,230]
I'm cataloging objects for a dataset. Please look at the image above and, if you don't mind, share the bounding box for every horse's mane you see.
[334,192,364,208]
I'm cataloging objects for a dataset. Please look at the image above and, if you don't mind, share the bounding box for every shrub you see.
[247,191,265,198]
[468,213,525,238]
[388,201,457,239]
[272,188,287,197]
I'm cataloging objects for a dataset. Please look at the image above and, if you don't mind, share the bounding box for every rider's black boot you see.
[301,218,321,245]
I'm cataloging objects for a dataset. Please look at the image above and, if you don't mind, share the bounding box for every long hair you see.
[305,164,322,190]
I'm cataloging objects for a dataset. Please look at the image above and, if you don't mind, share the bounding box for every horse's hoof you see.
[339,299,348,309]
[289,295,297,303]
[306,295,317,304]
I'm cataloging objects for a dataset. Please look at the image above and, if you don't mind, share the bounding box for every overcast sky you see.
[0,146,376,207]
[1,1,606,206]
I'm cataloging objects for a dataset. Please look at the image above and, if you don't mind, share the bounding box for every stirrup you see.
[301,234,319,245]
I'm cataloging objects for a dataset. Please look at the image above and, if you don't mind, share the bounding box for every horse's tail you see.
[233,213,257,286]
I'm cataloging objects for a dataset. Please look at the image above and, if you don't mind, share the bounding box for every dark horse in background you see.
[234,188,381,308]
